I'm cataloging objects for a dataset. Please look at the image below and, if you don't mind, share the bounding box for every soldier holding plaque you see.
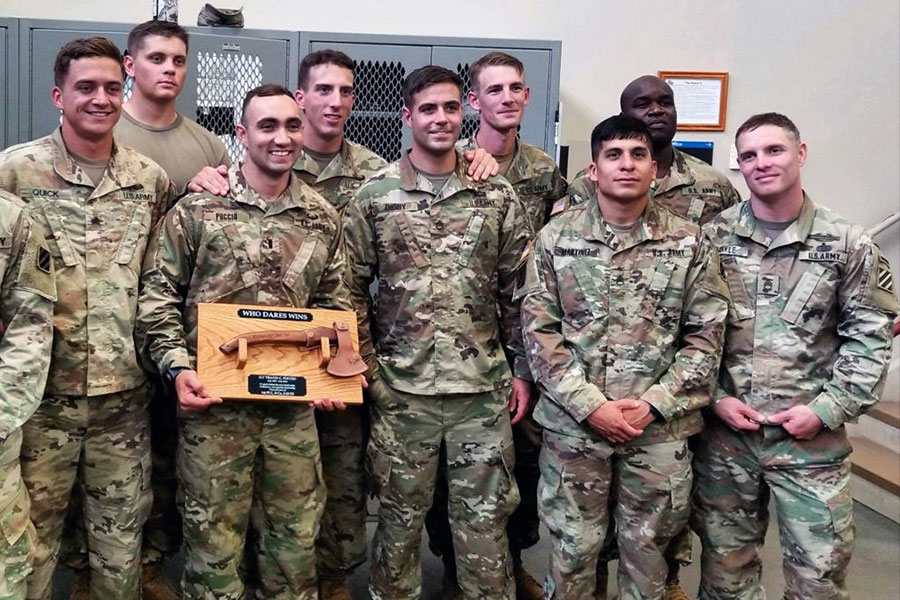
[136,84,355,600]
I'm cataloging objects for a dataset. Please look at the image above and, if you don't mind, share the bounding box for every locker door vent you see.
[344,60,406,162]
[196,51,264,163]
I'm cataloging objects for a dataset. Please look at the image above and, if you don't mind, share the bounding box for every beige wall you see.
[4,0,899,260]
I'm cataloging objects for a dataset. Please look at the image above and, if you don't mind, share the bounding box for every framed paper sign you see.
[658,71,729,131]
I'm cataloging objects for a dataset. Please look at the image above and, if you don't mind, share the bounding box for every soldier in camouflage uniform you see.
[517,116,728,600]
[694,113,898,600]
[291,50,387,599]
[344,66,531,600]
[137,85,354,600]
[568,76,740,226]
[425,51,567,600]
[566,76,740,600]
[0,191,56,600]
[0,38,173,600]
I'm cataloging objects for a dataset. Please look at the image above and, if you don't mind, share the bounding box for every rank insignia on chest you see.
[877,255,894,293]
[758,274,779,296]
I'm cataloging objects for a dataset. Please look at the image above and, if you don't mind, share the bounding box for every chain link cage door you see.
[344,60,406,162]
[196,51,264,163]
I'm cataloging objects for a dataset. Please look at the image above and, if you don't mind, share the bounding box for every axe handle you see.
[219,327,337,354]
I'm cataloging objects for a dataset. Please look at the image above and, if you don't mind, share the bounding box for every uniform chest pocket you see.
[721,256,756,321]
[283,235,321,294]
[114,202,153,266]
[456,212,485,266]
[395,212,428,268]
[639,261,676,321]
[39,203,79,267]
[558,261,603,330]
[196,224,258,302]
[781,262,839,334]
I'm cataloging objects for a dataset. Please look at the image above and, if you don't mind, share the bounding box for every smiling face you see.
[736,124,806,204]
[295,63,354,149]
[468,64,530,134]
[125,34,187,103]
[237,94,304,178]
[403,82,463,157]
[589,136,657,204]
[53,56,123,143]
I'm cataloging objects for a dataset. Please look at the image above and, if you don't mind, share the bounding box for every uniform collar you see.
[229,165,316,216]
[582,196,667,251]
[652,147,694,197]
[293,140,363,183]
[398,149,479,201]
[51,127,140,198]
[465,131,532,185]
[734,191,816,249]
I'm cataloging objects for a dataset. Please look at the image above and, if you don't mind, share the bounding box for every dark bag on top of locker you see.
[197,3,245,28]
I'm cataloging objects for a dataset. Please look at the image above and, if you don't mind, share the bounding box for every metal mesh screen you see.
[343,60,406,162]
[455,62,480,141]
[123,76,133,102]
[196,51,264,163]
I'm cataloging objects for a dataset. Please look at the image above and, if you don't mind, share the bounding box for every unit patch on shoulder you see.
[877,255,894,293]
[38,247,52,274]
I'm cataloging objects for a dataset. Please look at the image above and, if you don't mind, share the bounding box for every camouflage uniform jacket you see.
[293,139,387,214]
[343,150,531,395]
[704,195,899,465]
[518,197,729,444]
[0,191,56,439]
[566,148,740,225]
[459,135,567,232]
[0,129,173,396]
[137,166,352,375]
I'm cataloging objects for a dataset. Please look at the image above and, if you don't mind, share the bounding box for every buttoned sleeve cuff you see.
[512,355,534,382]
[559,376,608,423]
[641,383,681,422]
[160,347,193,375]
[808,393,846,430]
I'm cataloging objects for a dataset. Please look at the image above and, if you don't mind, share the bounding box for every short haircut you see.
[468,51,524,90]
[735,112,801,143]
[127,20,189,55]
[590,115,653,160]
[54,37,125,87]
[402,66,462,109]
[298,49,355,90]
[241,83,296,123]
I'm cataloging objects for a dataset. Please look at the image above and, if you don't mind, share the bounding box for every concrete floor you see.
[53,501,900,599]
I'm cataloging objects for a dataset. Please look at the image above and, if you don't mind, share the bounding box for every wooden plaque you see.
[197,302,363,404]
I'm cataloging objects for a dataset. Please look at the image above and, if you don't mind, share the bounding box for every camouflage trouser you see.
[0,429,35,600]
[692,423,854,600]
[21,386,152,600]
[315,404,367,580]
[366,377,519,600]
[60,378,180,571]
[597,436,699,570]
[178,401,324,600]
[425,412,542,559]
[539,431,692,600]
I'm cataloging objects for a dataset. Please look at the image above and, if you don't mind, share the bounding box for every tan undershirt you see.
[304,147,340,174]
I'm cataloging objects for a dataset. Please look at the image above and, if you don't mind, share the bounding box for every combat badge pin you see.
[877,255,894,293]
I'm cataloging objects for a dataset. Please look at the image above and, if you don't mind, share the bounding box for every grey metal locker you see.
[18,20,297,163]
[305,36,431,161]
[181,27,299,162]
[299,32,561,162]
[0,18,17,150]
